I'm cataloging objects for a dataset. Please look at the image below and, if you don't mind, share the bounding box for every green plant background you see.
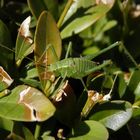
[0,0,140,139]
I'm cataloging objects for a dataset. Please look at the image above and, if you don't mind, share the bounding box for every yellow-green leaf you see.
[61,0,115,39]
[0,85,56,122]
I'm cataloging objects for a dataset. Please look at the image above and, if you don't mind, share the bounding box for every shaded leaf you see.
[0,85,56,122]
[15,16,33,67]
[34,11,62,95]
[0,20,12,48]
[127,107,140,140]
[22,127,35,140]
[7,132,24,140]
[0,20,13,69]
[61,0,115,39]
[69,120,108,140]
[42,134,55,140]
[89,100,132,131]
[27,0,58,19]
[122,69,140,102]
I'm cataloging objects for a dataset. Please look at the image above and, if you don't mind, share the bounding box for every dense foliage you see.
[0,0,140,139]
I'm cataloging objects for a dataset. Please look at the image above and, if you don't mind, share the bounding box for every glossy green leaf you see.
[89,100,132,131]
[69,120,109,140]
[60,0,115,39]
[0,85,56,121]
[34,11,62,95]
[0,66,13,92]
[15,16,34,67]
[27,0,58,19]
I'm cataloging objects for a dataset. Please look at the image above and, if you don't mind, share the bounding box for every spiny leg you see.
[84,41,122,60]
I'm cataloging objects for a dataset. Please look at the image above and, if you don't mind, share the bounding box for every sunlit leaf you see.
[69,120,109,140]
[34,11,62,95]
[60,0,115,39]
[25,67,38,79]
[89,100,132,131]
[0,85,56,121]
[0,66,13,92]
[15,16,34,67]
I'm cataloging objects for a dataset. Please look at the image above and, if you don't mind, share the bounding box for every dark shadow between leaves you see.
[69,121,90,138]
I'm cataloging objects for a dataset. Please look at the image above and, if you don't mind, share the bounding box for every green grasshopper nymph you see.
[47,58,112,80]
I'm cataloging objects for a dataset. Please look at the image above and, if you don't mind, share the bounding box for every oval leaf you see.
[89,100,132,131]
[60,0,115,39]
[15,16,34,66]
[0,85,56,121]
[34,11,62,94]
[69,120,108,140]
